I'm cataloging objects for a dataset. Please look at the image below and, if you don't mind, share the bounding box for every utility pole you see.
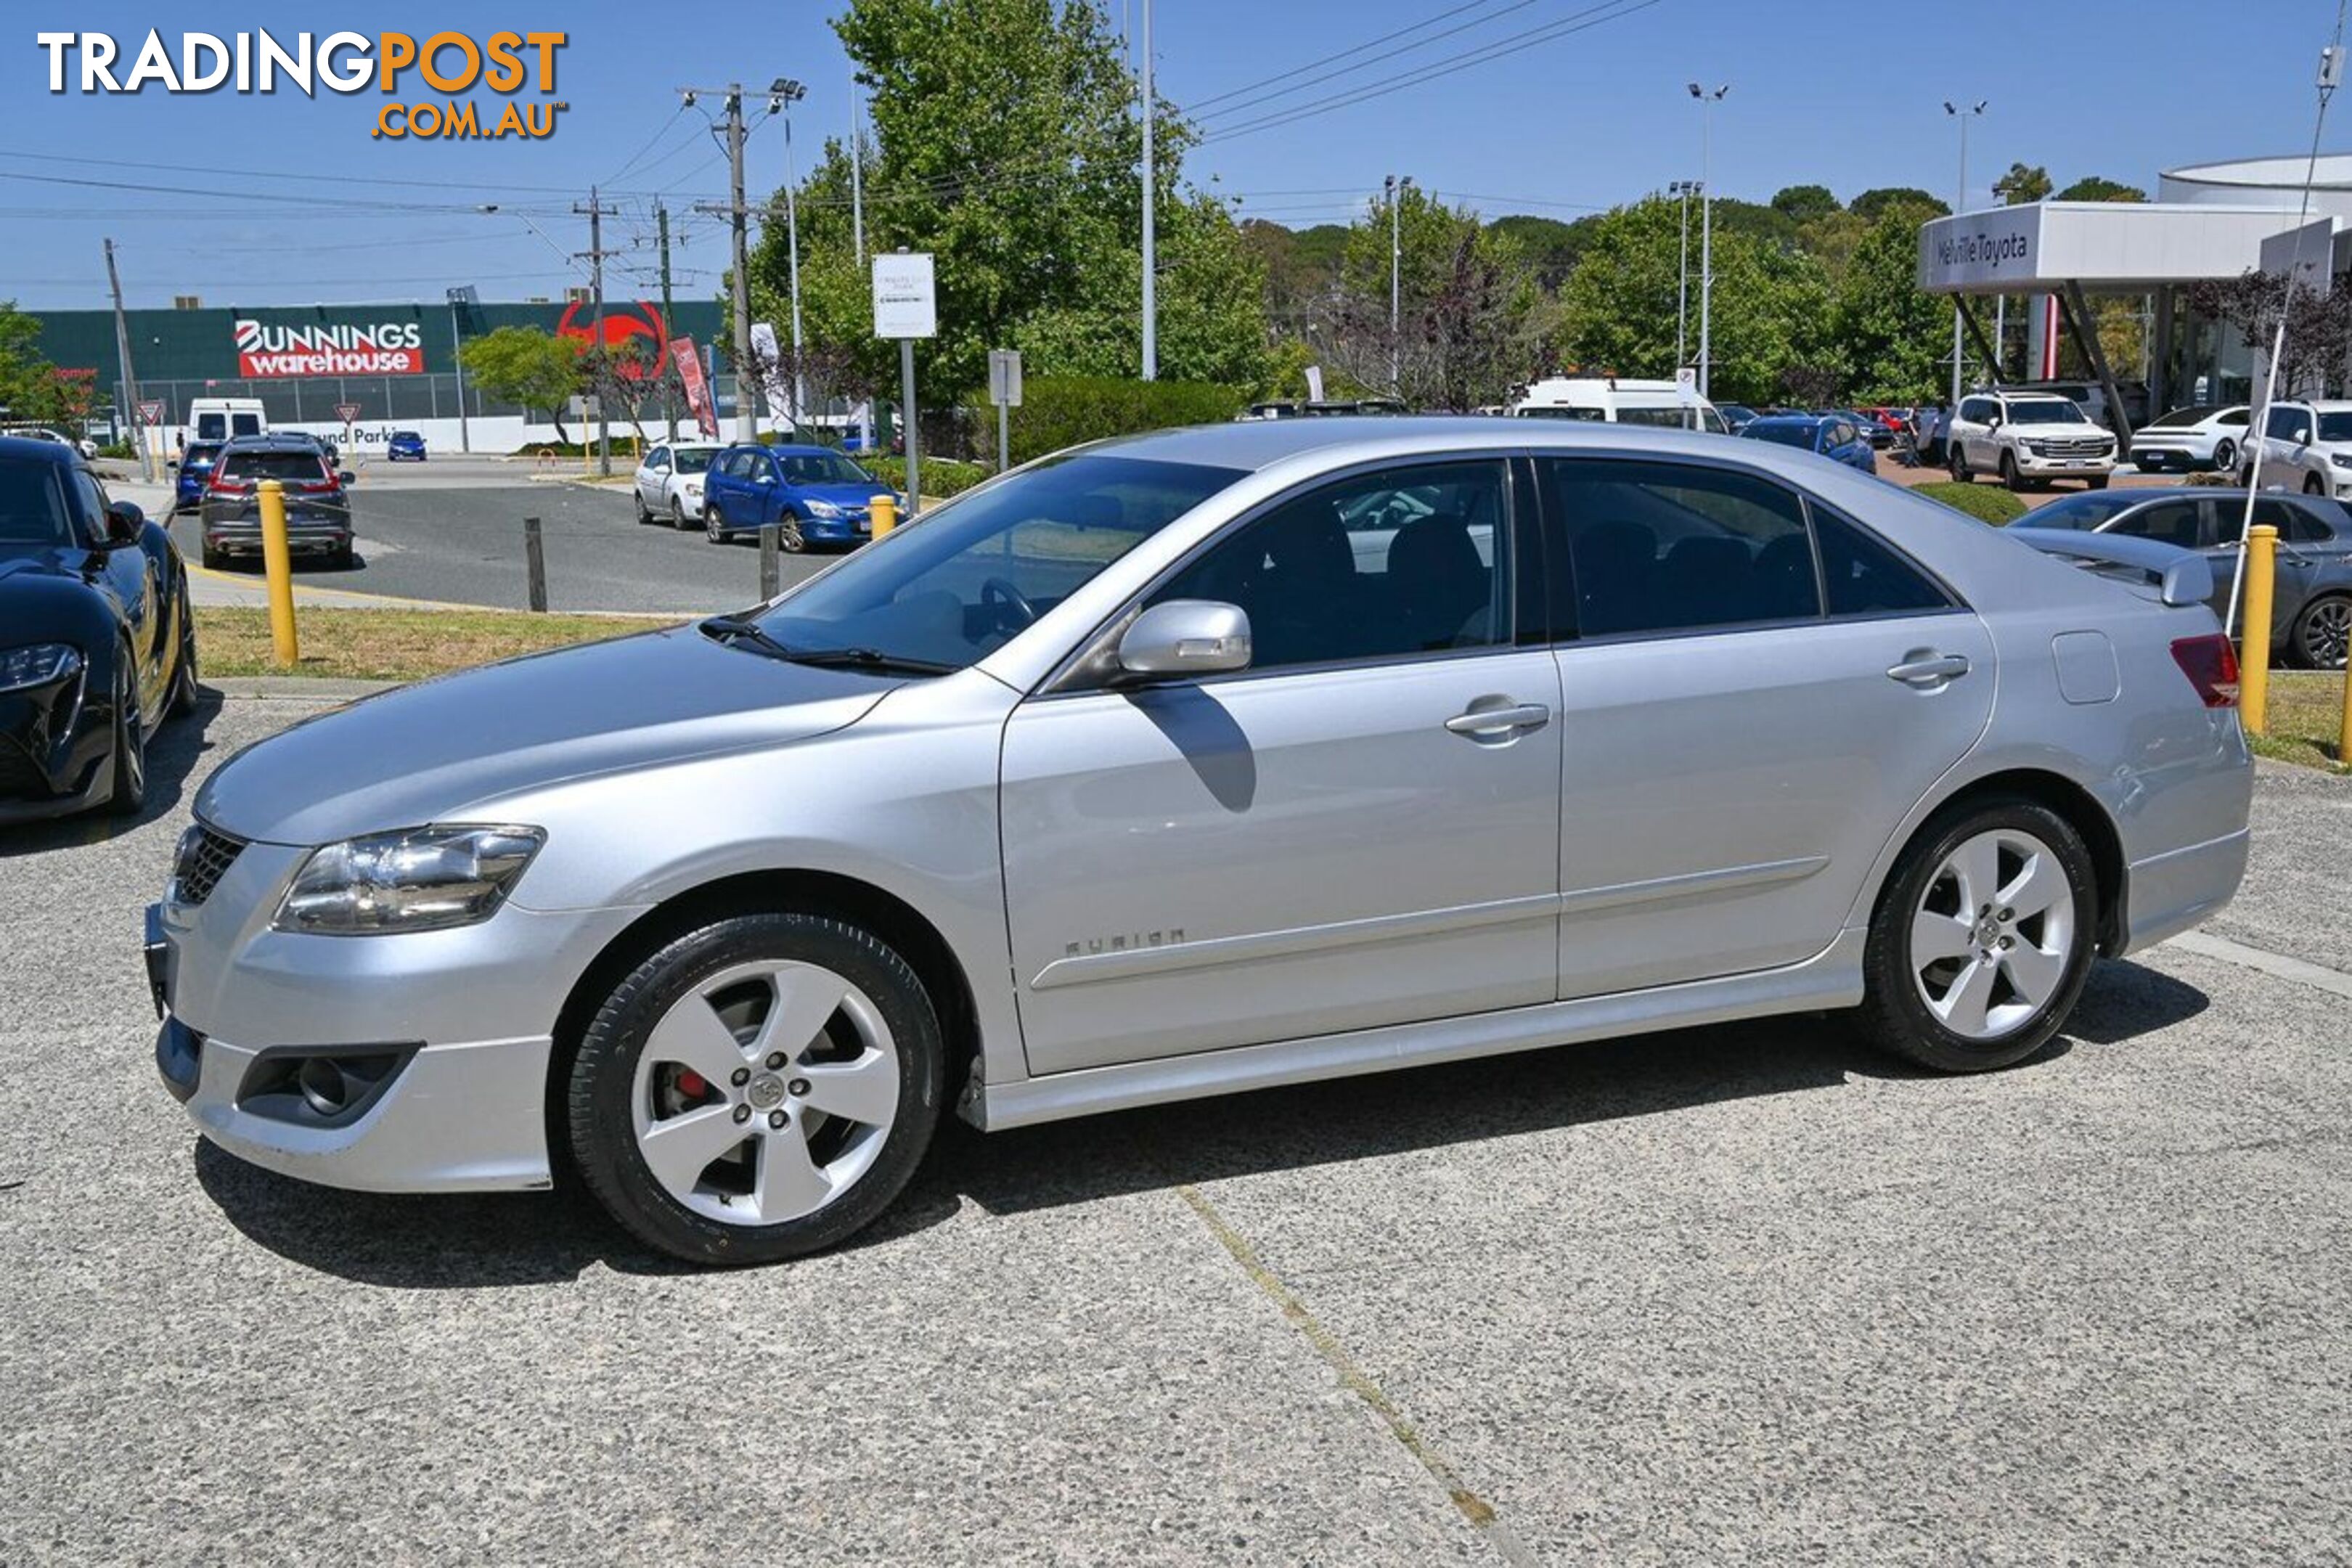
[687,83,759,443]
[102,239,154,483]
[1387,176,1400,392]
[1140,0,1157,380]
[657,202,677,440]
[573,187,618,476]
[850,76,866,266]
[1688,83,1728,399]
[772,79,808,421]
[1669,180,1695,369]
[1945,99,1987,407]
[446,285,475,454]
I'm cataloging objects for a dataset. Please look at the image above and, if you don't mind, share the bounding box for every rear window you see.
[195,414,226,441]
[219,450,327,483]
[1744,422,1820,449]
[184,444,224,465]
[2147,406,2221,429]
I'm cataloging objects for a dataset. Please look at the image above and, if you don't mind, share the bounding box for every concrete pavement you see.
[1,693,2348,1564]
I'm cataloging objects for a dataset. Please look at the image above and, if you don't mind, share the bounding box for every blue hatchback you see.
[173,441,224,512]
[700,444,899,550]
[386,430,428,461]
[1738,414,1878,475]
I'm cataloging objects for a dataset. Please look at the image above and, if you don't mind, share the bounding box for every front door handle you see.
[1445,701,1551,738]
[1887,651,1972,687]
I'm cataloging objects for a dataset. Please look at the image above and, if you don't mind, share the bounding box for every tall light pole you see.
[1140,0,1157,380]
[1689,83,1728,398]
[1387,174,1406,393]
[770,78,807,422]
[1945,99,1986,407]
[446,285,475,454]
[1668,179,1697,369]
[849,75,866,266]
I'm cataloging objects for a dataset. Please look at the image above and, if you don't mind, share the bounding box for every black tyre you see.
[1949,444,1969,483]
[200,541,224,571]
[2000,450,2029,492]
[2084,474,2109,491]
[168,587,200,718]
[567,912,945,1265]
[331,542,356,571]
[634,489,654,524]
[105,651,147,817]
[672,497,691,530]
[2211,438,2236,473]
[1855,796,2097,1074]
[2292,593,2351,670]
[2306,473,2327,497]
[705,506,730,544]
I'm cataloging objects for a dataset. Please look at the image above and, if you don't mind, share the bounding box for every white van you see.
[1510,376,1726,433]
[188,397,267,444]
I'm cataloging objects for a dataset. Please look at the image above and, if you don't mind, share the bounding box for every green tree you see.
[1322,185,1542,409]
[1553,196,1832,405]
[1771,184,1841,224]
[0,301,54,417]
[2054,176,2146,203]
[1834,203,1951,401]
[754,0,1268,410]
[1993,163,2053,205]
[1852,187,1949,222]
[1485,214,1584,290]
[458,327,583,438]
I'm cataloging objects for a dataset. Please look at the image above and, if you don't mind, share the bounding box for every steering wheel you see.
[979,576,1039,630]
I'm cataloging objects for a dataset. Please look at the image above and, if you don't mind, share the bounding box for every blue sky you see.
[2,0,2343,311]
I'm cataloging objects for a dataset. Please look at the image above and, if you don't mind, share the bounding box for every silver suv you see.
[147,420,2253,1263]
[1948,392,2117,491]
[2246,399,2352,499]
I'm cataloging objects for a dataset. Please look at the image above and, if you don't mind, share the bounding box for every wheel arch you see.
[544,867,984,1176]
[1870,767,2128,958]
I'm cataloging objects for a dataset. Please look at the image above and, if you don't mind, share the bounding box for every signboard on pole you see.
[137,400,164,425]
[670,336,719,438]
[987,349,1024,408]
[750,322,796,426]
[872,252,937,339]
[334,402,362,425]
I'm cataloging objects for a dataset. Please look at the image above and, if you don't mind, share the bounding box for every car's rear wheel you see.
[1949,444,1969,483]
[568,912,944,1265]
[105,653,147,817]
[2211,438,2237,472]
[1856,797,2096,1073]
[2293,593,2351,669]
[634,489,653,524]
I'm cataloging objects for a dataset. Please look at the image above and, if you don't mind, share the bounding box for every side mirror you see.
[2295,428,2312,446]
[105,501,144,547]
[1985,414,2002,430]
[336,470,356,486]
[653,460,671,473]
[1116,600,1252,679]
[166,459,179,470]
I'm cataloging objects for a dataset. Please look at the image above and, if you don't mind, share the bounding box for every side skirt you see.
[967,929,1867,1131]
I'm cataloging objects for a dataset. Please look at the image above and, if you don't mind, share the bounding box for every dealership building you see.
[31,294,737,457]
[1916,153,2352,436]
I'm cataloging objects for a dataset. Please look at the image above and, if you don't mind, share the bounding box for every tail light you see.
[2171,634,2240,709]
[296,466,337,494]
[208,467,245,494]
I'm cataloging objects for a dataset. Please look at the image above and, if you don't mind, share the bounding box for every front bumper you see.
[801,510,873,544]
[0,664,108,824]
[145,842,646,1193]
[2014,449,2116,477]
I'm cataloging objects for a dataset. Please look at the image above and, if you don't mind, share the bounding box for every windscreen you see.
[2006,400,2088,425]
[1744,422,1819,449]
[754,453,1242,671]
[779,451,878,486]
[0,459,71,547]
[2319,412,2352,442]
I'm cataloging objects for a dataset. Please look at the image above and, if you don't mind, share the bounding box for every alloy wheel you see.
[705,507,727,544]
[1907,827,2075,1042]
[628,959,900,1227]
[2212,438,2235,472]
[2300,597,2351,669]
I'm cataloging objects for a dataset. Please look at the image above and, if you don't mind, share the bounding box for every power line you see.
[1193,0,1545,123]
[1199,0,1666,144]
[1184,0,1519,111]
[601,103,690,186]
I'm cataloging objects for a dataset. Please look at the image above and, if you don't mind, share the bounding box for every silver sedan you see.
[147,420,2253,1263]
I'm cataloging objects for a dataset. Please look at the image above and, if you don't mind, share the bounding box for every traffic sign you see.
[137,401,164,425]
[335,403,362,424]
[987,349,1023,408]
[872,252,937,339]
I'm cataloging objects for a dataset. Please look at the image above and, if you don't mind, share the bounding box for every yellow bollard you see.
[870,491,897,539]
[2242,523,2277,736]
[256,478,300,669]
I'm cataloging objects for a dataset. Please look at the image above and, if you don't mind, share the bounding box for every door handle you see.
[1445,701,1551,738]
[1886,652,1971,686]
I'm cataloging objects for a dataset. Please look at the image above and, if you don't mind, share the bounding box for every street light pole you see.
[446,286,474,454]
[1670,180,1694,370]
[1689,83,1728,399]
[771,79,808,422]
[1945,99,1987,407]
[1140,0,1157,380]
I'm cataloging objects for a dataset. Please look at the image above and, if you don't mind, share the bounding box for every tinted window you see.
[2253,499,2336,544]
[1156,461,1510,670]
[2108,500,2208,550]
[1813,506,1953,616]
[2319,412,2352,441]
[0,459,73,546]
[2218,408,2250,427]
[673,448,716,473]
[645,446,669,467]
[2147,406,2218,429]
[232,413,263,436]
[780,452,878,486]
[1959,399,1995,423]
[219,450,327,483]
[2267,406,2306,440]
[758,454,1240,672]
[1744,422,1818,449]
[2004,400,2086,425]
[2028,492,2147,531]
[1546,458,1820,636]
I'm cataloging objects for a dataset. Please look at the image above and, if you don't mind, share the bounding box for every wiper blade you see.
[783,646,957,676]
[698,615,795,658]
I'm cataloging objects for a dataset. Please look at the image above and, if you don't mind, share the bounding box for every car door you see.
[638,446,669,510]
[1537,455,1996,997]
[710,450,747,525]
[73,467,163,701]
[1953,398,1993,467]
[2263,404,2311,484]
[997,456,1564,1074]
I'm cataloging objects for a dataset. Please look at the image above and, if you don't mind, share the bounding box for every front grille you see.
[2033,437,2110,458]
[172,824,245,907]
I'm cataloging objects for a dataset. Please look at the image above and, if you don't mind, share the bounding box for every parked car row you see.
[1737,413,1879,473]
[633,441,902,552]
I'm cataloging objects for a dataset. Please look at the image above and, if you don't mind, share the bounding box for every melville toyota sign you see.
[234,317,427,377]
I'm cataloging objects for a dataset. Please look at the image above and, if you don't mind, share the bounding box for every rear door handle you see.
[1445,701,1551,738]
[1886,652,1971,686]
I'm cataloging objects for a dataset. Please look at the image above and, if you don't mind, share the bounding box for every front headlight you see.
[803,499,844,519]
[683,477,704,496]
[0,643,81,694]
[2329,453,2352,470]
[274,825,545,936]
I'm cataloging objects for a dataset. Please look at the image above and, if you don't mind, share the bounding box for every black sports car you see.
[0,436,198,822]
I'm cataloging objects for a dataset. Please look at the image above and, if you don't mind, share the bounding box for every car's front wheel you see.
[2000,450,2029,492]
[168,587,200,718]
[672,496,693,531]
[1856,797,2096,1073]
[105,652,147,817]
[567,912,945,1265]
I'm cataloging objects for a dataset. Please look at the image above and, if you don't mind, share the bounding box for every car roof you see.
[219,433,327,451]
[0,433,76,464]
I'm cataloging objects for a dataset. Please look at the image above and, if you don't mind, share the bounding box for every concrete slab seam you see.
[1174,1183,1544,1568]
[2164,929,2352,1003]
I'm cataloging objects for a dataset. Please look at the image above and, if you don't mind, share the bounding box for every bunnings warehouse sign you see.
[235,317,427,377]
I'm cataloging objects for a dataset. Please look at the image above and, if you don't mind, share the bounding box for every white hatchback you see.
[633,441,725,528]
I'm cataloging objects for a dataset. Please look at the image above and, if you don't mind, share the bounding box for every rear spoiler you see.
[2006,527,2214,608]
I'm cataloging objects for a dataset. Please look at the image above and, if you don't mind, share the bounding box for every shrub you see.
[96,440,136,460]
[862,454,988,499]
[977,376,1245,466]
[1911,481,2025,525]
